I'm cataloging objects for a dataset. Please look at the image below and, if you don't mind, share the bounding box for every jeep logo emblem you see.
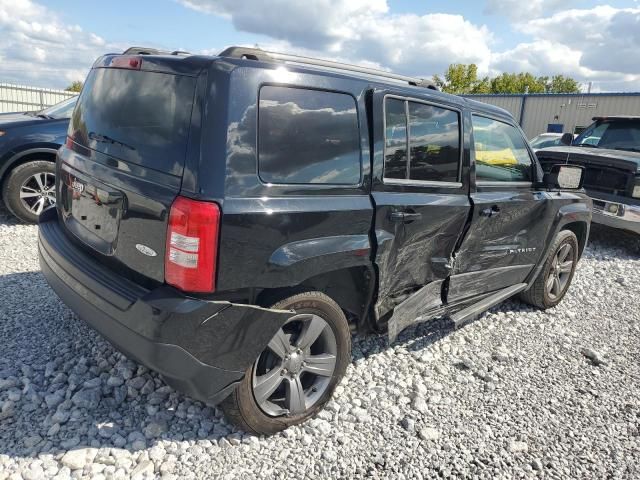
[135,244,157,257]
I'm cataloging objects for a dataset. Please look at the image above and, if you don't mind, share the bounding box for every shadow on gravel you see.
[588,224,640,258]
[0,205,19,227]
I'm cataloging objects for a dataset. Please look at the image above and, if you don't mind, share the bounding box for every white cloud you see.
[0,0,116,88]
[484,0,571,20]
[0,0,638,93]
[180,0,493,78]
[182,0,640,92]
[494,5,640,91]
[523,6,640,75]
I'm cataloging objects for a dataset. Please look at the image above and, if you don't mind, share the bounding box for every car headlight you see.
[633,183,640,199]
[0,131,5,136]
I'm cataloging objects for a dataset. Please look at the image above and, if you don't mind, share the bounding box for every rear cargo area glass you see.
[70,68,196,174]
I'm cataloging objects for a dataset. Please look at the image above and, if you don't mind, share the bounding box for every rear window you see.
[258,86,361,185]
[69,68,196,174]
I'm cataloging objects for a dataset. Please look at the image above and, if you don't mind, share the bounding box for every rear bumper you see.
[591,198,640,235]
[38,210,291,405]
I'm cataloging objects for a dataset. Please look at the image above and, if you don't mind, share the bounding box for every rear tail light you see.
[109,55,142,70]
[165,196,220,293]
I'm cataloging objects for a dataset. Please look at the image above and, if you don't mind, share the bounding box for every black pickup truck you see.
[38,47,592,434]
[537,116,640,235]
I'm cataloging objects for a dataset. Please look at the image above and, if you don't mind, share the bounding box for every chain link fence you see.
[0,83,77,113]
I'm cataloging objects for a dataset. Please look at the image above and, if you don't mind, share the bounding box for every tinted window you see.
[384,98,408,179]
[408,102,460,182]
[70,68,196,174]
[530,135,561,149]
[258,86,360,185]
[472,116,532,182]
[40,97,77,119]
[574,120,640,152]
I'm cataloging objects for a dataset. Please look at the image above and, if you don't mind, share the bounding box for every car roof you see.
[99,49,515,122]
[215,56,515,121]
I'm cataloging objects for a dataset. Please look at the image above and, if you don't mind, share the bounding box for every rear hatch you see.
[57,55,200,285]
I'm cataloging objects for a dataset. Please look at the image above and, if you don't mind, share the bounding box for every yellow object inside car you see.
[474,145,518,165]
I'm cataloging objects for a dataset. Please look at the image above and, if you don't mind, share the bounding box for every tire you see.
[2,161,56,223]
[221,291,351,435]
[520,230,579,309]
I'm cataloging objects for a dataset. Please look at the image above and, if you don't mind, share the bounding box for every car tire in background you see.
[520,230,579,309]
[221,291,351,435]
[2,161,56,223]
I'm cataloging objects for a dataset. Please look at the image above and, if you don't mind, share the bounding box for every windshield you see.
[573,120,640,152]
[38,97,78,119]
[69,68,196,174]
[530,136,561,149]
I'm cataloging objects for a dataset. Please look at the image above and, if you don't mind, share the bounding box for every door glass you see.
[408,102,460,182]
[384,98,408,179]
[472,116,532,182]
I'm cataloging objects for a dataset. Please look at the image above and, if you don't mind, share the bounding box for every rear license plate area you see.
[60,169,124,255]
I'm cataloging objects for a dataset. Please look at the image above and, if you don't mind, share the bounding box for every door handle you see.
[390,211,422,223]
[480,205,501,217]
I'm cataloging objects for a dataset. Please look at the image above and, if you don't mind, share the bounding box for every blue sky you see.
[1,0,639,91]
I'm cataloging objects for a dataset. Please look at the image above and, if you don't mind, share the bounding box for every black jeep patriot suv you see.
[39,47,592,434]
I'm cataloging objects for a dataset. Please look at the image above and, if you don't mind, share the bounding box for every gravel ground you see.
[0,206,639,480]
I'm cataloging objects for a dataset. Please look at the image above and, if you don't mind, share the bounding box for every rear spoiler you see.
[123,47,191,56]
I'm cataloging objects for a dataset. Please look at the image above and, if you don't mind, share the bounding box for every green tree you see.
[433,64,581,95]
[433,64,490,94]
[545,75,581,94]
[489,72,546,94]
[65,81,83,93]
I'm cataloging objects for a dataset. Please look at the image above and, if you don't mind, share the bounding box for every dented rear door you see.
[370,91,471,320]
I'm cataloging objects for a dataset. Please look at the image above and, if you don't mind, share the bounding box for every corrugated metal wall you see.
[0,83,76,113]
[463,93,640,139]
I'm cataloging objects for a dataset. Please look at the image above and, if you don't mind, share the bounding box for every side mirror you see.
[543,164,584,189]
[560,133,574,146]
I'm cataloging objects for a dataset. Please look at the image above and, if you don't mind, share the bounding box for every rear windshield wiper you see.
[35,113,53,119]
[88,132,136,151]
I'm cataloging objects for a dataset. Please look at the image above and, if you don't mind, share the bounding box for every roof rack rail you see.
[218,46,438,90]
[123,47,191,56]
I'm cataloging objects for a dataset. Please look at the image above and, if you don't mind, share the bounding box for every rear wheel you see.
[221,291,351,435]
[520,230,579,309]
[2,161,56,223]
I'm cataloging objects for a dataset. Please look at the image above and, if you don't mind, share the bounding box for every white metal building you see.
[463,93,640,139]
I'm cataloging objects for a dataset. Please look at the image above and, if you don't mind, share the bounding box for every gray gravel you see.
[1,205,639,479]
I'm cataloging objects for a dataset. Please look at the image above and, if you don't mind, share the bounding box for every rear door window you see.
[384,98,408,180]
[70,68,197,174]
[408,102,460,182]
[384,97,461,183]
[258,86,361,185]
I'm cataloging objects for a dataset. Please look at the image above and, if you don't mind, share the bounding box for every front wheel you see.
[2,161,56,223]
[221,291,351,435]
[520,230,579,309]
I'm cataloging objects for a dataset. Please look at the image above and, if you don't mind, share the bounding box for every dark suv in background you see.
[537,116,640,235]
[0,97,77,222]
[38,47,591,434]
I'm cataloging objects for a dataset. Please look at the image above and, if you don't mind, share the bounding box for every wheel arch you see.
[0,146,59,186]
[524,200,591,290]
[561,220,589,259]
[255,265,376,333]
